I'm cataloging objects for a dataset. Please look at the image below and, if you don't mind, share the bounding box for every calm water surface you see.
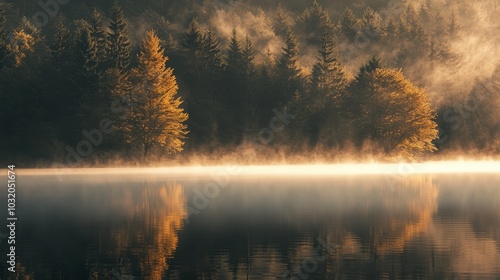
[1,168,500,279]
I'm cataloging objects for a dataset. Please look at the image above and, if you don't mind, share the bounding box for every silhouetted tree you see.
[340,8,358,42]
[299,0,334,46]
[89,8,107,69]
[107,0,131,71]
[360,7,384,40]
[272,4,294,39]
[310,31,348,105]
[276,28,303,106]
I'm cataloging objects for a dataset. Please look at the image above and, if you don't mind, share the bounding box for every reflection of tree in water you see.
[290,176,440,278]
[430,176,500,276]
[166,176,440,278]
[365,176,438,255]
[90,182,187,279]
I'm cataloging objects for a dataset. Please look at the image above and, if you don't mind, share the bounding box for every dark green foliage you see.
[75,24,99,80]
[90,8,107,69]
[107,0,131,71]
[340,8,358,42]
[311,31,347,104]
[299,0,334,46]
[0,0,496,163]
[360,7,384,40]
[276,28,303,106]
[182,18,203,57]
[50,16,73,73]
[272,4,294,39]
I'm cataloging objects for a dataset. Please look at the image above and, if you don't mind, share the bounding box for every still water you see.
[1,166,500,279]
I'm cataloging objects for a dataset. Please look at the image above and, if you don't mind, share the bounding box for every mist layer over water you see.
[1,165,499,279]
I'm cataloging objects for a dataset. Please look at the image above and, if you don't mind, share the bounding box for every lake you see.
[2,164,500,279]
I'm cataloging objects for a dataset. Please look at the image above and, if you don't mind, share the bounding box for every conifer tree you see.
[242,35,258,126]
[75,25,99,79]
[90,8,107,68]
[360,7,384,39]
[311,31,348,105]
[300,0,334,45]
[242,36,255,74]
[128,30,188,157]
[285,90,307,141]
[220,29,245,143]
[226,29,243,72]
[182,18,203,57]
[384,17,399,41]
[51,16,73,73]
[358,56,381,78]
[201,29,223,71]
[107,0,131,71]
[340,8,358,42]
[272,4,294,39]
[346,56,382,143]
[74,23,105,130]
[276,28,302,105]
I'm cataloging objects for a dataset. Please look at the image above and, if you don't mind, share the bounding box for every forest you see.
[0,0,499,165]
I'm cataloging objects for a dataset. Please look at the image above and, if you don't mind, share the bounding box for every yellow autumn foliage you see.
[358,68,438,158]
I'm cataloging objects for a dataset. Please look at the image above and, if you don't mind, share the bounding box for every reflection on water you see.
[105,183,186,279]
[1,172,499,279]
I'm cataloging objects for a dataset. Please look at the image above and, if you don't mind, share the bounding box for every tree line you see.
[0,0,497,164]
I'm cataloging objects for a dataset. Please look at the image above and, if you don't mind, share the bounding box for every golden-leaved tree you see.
[354,67,438,158]
[126,30,188,157]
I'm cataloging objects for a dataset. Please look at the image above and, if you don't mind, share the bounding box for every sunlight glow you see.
[17,161,500,176]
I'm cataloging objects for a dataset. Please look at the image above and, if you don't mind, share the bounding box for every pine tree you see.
[356,55,381,80]
[51,16,73,73]
[221,31,257,143]
[201,29,223,71]
[360,7,384,40]
[272,4,294,38]
[340,8,358,42]
[220,29,245,143]
[384,17,399,41]
[101,67,132,149]
[180,20,221,145]
[242,36,255,76]
[107,0,131,71]
[346,56,382,144]
[401,5,427,42]
[226,29,243,72]
[128,30,188,157]
[74,23,104,130]
[242,35,258,127]
[308,31,348,147]
[299,0,334,45]
[310,31,348,105]
[182,18,203,57]
[276,28,302,105]
[90,8,107,68]
[419,3,431,23]
[75,24,99,80]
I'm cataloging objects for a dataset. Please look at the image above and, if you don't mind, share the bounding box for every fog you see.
[1,0,499,165]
